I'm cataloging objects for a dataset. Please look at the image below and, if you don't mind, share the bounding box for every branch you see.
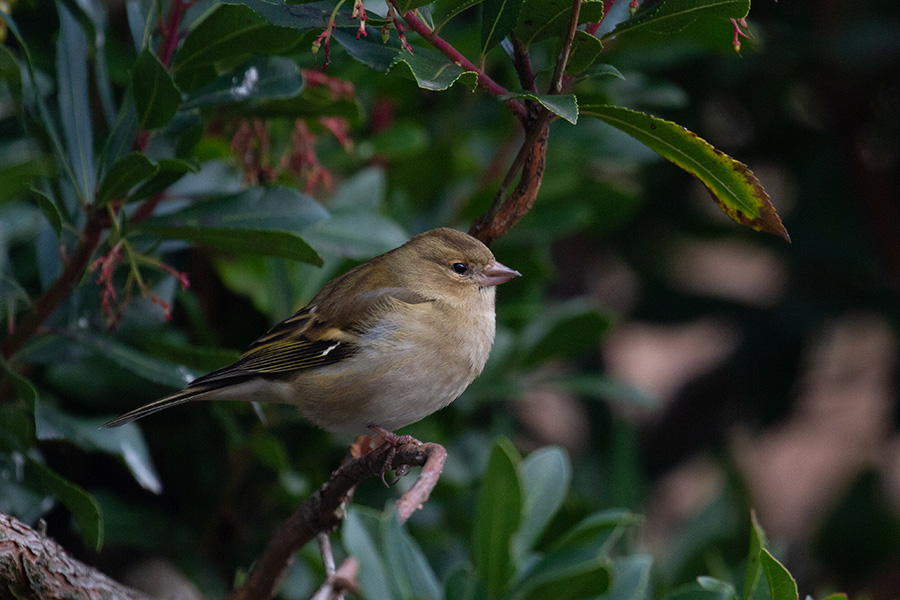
[470,1,583,245]
[0,513,151,600]
[229,441,447,600]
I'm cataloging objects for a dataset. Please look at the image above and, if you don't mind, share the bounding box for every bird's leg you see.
[367,424,422,485]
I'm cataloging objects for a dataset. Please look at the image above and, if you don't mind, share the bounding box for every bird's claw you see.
[367,424,421,486]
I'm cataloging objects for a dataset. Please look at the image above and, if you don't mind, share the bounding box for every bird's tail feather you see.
[103,385,214,428]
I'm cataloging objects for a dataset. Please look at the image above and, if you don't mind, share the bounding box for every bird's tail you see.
[102,385,215,428]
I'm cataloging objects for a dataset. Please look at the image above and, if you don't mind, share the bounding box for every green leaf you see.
[501,92,578,124]
[98,87,140,172]
[550,509,644,555]
[137,186,326,263]
[29,188,63,236]
[482,0,524,55]
[219,0,352,32]
[607,0,749,39]
[514,0,605,46]
[173,4,299,89]
[513,446,571,560]
[0,45,23,109]
[389,45,480,91]
[96,153,156,205]
[760,550,798,600]
[434,0,485,30]
[519,300,611,366]
[474,436,522,599]
[381,510,442,600]
[514,547,611,600]
[35,399,163,494]
[697,577,739,600]
[132,48,181,130]
[342,508,394,600]
[128,158,199,201]
[566,30,604,74]
[29,459,104,551]
[446,566,489,600]
[74,332,200,389]
[137,186,327,263]
[604,555,653,600]
[743,511,768,600]
[56,0,95,203]
[582,104,790,241]
[1,355,37,409]
[333,29,399,72]
[541,373,659,409]
[181,57,304,109]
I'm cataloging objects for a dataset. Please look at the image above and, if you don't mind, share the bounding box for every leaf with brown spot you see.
[582,104,790,241]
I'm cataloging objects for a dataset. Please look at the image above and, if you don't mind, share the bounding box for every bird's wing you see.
[193,287,431,382]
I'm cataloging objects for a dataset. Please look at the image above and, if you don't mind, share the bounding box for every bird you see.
[103,228,520,440]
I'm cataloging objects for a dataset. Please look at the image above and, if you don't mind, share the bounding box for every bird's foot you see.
[368,424,422,486]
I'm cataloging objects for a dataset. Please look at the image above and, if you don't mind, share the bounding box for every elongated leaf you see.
[743,511,767,600]
[342,508,394,600]
[501,91,577,124]
[218,0,353,31]
[550,509,644,555]
[482,0,524,55]
[96,153,155,205]
[160,228,323,262]
[604,555,653,600]
[98,87,139,172]
[514,0,605,46]
[446,566,489,600]
[382,511,442,600]
[333,29,399,72]
[75,332,200,389]
[390,46,479,91]
[139,181,326,260]
[542,372,658,409]
[608,0,749,39]
[434,0,485,30]
[760,550,798,600]
[566,30,604,74]
[35,399,162,494]
[30,189,63,236]
[128,158,199,201]
[56,1,95,203]
[29,459,104,551]
[181,57,304,110]
[132,48,181,130]
[582,104,789,240]
[515,547,611,600]
[138,185,328,235]
[173,4,299,88]
[474,437,522,599]
[513,446,571,560]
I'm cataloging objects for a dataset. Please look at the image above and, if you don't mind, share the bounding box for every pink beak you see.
[481,260,521,287]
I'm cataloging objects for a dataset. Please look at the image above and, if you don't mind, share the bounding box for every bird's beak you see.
[481,260,521,287]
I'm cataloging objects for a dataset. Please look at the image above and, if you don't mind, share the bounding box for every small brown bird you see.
[104,228,520,436]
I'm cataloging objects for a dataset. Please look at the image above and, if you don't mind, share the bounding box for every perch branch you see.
[228,441,447,600]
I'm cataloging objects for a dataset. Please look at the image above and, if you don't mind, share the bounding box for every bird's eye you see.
[451,262,468,275]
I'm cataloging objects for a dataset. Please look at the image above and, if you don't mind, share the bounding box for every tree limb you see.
[0,513,151,600]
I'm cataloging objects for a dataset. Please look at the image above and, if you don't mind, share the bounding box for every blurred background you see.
[2,0,900,598]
